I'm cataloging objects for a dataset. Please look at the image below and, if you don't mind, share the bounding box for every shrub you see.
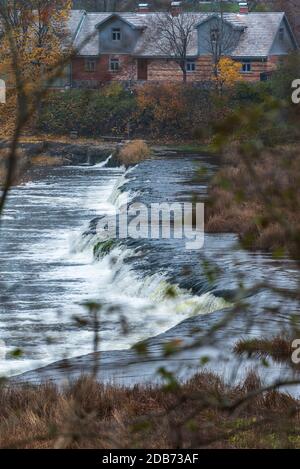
[136,82,187,135]
[271,52,300,100]
[37,89,137,137]
[101,82,125,98]
[233,81,272,104]
[118,139,150,166]
[234,336,295,365]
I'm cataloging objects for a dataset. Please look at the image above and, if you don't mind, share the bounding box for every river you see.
[1,150,299,388]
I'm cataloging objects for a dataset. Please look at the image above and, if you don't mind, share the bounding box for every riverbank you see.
[3,372,300,449]
[0,136,214,187]
[0,137,118,186]
[206,144,300,260]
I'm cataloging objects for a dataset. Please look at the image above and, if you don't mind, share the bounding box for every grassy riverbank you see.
[206,144,300,259]
[1,372,299,449]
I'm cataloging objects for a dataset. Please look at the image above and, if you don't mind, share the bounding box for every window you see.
[85,59,96,72]
[260,71,273,82]
[241,62,252,73]
[112,28,121,41]
[186,60,196,72]
[279,27,284,41]
[109,58,120,72]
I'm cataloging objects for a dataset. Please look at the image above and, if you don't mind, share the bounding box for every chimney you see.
[137,3,150,13]
[239,2,249,14]
[170,1,182,17]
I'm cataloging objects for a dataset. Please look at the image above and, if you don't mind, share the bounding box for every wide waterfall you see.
[1,152,299,384]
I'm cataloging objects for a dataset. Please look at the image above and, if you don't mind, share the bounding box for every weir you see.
[1,151,300,386]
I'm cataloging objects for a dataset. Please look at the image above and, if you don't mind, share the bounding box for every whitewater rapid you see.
[0,157,227,377]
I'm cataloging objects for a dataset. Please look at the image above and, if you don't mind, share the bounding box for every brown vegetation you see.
[30,155,64,167]
[0,147,26,185]
[234,336,298,367]
[1,372,300,449]
[206,145,300,257]
[0,149,67,185]
[118,140,151,166]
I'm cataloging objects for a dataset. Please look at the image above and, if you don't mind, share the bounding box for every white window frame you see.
[112,28,121,41]
[109,57,120,72]
[186,60,196,72]
[241,62,252,73]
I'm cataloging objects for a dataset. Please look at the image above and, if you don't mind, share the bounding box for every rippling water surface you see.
[0,153,299,377]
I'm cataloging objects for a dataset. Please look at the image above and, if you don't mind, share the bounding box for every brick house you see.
[62,2,299,88]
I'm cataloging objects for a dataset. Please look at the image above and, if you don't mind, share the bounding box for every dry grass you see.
[30,154,64,166]
[0,147,27,186]
[0,150,64,186]
[14,135,108,145]
[118,140,150,166]
[1,372,300,449]
[206,145,300,257]
[234,336,298,367]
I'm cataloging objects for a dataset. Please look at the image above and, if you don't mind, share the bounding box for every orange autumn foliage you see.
[0,1,72,136]
[137,83,186,130]
[0,1,72,91]
[214,57,242,92]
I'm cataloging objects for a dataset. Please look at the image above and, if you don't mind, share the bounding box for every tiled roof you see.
[67,9,86,39]
[231,12,286,57]
[69,10,291,58]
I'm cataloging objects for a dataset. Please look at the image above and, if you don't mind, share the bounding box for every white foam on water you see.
[93,154,113,168]
[0,162,228,377]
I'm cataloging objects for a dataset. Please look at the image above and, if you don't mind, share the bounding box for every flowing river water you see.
[0,151,300,387]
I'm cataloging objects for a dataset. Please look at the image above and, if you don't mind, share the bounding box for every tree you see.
[0,0,72,91]
[213,56,241,93]
[73,0,114,11]
[0,0,73,215]
[143,10,198,83]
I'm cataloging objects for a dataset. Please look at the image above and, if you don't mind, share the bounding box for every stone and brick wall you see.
[71,55,137,87]
[146,56,213,82]
[71,54,283,87]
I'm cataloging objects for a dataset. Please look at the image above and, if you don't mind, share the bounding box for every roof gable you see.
[195,13,245,31]
[228,12,291,58]
[268,14,298,55]
[95,13,145,31]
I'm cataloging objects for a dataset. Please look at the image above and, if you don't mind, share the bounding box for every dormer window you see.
[112,28,121,41]
[279,27,284,41]
[211,28,219,43]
